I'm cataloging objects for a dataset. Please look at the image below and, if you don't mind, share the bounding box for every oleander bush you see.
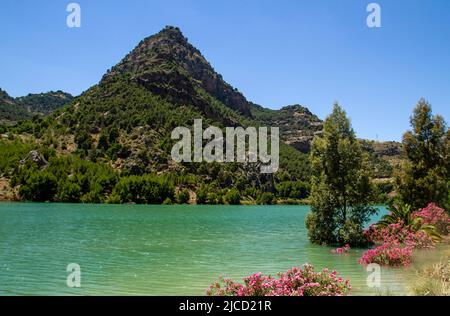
[206,264,351,296]
[364,222,435,250]
[358,242,413,267]
[359,223,435,267]
[413,203,449,236]
[359,202,449,267]
[331,244,350,254]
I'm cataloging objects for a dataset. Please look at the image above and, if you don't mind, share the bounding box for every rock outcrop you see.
[104,26,252,117]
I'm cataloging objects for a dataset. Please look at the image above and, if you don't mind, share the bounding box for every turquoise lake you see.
[0,203,427,295]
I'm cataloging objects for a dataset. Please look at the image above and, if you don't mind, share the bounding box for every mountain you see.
[1,27,326,156]
[0,88,30,123]
[0,26,400,203]
[251,103,323,153]
[32,26,313,175]
[15,91,74,115]
[103,26,252,119]
[0,88,73,123]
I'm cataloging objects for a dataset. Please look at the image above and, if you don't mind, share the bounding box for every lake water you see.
[0,203,431,296]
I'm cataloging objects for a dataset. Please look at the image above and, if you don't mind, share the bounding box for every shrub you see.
[105,193,121,204]
[196,185,208,204]
[360,221,435,267]
[176,189,190,204]
[331,244,350,254]
[257,192,275,205]
[276,181,309,199]
[364,222,435,250]
[112,175,174,204]
[206,264,351,296]
[19,171,58,202]
[207,192,220,205]
[224,189,241,205]
[338,221,367,246]
[0,140,34,176]
[358,242,413,267]
[413,203,449,235]
[75,130,93,151]
[57,180,82,202]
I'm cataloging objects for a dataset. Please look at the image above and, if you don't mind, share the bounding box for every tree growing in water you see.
[306,104,376,246]
[395,99,449,210]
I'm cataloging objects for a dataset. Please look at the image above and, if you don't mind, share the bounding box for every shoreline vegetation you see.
[0,100,445,209]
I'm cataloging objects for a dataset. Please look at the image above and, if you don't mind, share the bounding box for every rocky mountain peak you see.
[275,105,323,153]
[279,104,320,120]
[103,26,252,117]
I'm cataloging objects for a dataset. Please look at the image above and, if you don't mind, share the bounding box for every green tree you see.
[75,130,93,151]
[305,104,376,246]
[196,185,208,204]
[257,192,275,205]
[224,189,241,205]
[176,189,190,204]
[19,171,58,202]
[395,99,449,210]
[57,180,82,202]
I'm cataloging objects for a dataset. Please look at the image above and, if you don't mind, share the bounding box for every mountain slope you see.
[0,88,73,123]
[15,91,73,115]
[0,88,30,123]
[104,26,252,118]
[1,26,400,203]
[251,103,323,153]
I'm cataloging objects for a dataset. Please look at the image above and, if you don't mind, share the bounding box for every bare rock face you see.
[104,26,252,117]
[253,104,323,153]
[20,150,48,167]
[276,105,323,153]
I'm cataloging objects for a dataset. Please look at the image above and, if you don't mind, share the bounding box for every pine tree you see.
[396,99,449,210]
[306,103,376,246]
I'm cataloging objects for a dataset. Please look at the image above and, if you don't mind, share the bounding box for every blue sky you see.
[0,0,449,141]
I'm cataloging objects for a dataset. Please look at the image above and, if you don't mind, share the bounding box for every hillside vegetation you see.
[0,26,403,204]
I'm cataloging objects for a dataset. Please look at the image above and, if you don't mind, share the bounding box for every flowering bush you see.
[358,242,413,267]
[206,264,352,296]
[360,217,436,267]
[331,244,350,254]
[364,222,435,250]
[413,203,449,235]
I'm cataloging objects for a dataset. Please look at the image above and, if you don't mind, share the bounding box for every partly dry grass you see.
[410,253,450,296]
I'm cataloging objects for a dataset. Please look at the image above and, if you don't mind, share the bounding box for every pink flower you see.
[331,244,351,254]
[206,264,352,296]
[413,203,449,235]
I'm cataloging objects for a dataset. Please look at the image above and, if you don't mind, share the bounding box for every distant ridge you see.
[0,88,73,123]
